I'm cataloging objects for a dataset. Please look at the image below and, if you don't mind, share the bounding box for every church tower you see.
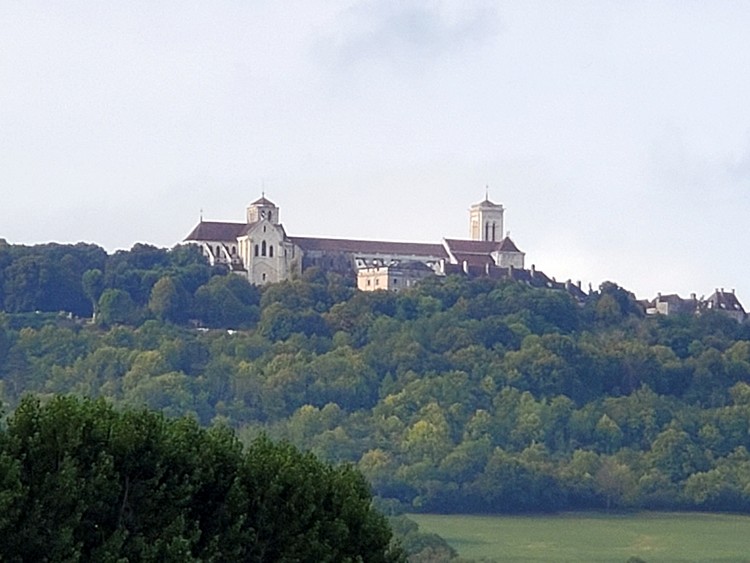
[238,194,300,285]
[469,193,504,242]
[246,195,280,224]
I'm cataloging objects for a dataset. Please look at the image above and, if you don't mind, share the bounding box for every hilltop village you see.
[185,195,747,322]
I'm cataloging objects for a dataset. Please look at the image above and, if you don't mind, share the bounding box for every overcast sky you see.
[2,1,750,301]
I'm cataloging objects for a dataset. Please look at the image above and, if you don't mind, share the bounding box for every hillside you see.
[3,242,750,514]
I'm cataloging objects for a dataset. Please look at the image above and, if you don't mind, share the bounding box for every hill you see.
[3,242,750,514]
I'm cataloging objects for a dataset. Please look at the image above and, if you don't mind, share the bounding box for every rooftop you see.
[250,196,276,207]
[184,221,246,242]
[291,236,447,258]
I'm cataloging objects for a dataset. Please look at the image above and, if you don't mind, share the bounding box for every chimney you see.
[690,293,696,300]
[577,280,582,289]
[530,264,536,277]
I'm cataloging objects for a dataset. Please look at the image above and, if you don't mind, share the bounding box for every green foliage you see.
[194,274,260,328]
[0,395,404,562]
[0,242,214,323]
[97,289,139,326]
[1,243,106,316]
[389,515,460,562]
[6,262,750,517]
[149,276,189,323]
[82,268,104,318]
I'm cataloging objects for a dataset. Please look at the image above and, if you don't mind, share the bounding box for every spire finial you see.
[485,184,489,201]
[200,208,203,222]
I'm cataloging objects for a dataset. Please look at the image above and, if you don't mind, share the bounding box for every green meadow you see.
[409,512,750,562]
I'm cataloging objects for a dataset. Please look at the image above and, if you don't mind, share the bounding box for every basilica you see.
[184,195,526,289]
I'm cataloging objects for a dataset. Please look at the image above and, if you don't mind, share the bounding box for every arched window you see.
[231,245,237,256]
[269,245,274,257]
[216,245,221,257]
[268,211,273,222]
[261,240,267,256]
[484,222,490,240]
[254,244,259,257]
[491,222,497,241]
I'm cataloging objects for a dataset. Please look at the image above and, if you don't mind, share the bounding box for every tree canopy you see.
[4,241,750,517]
[0,395,404,562]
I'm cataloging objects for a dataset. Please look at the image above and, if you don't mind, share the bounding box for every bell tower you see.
[247,195,280,224]
[469,190,504,242]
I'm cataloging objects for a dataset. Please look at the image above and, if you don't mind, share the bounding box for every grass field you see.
[409,511,750,562]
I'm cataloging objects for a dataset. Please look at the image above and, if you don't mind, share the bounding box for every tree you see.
[259,302,330,341]
[82,268,104,319]
[0,314,9,366]
[149,276,188,323]
[2,254,46,312]
[97,289,138,326]
[193,275,260,328]
[595,457,636,509]
[0,395,405,562]
[595,414,623,454]
[648,426,706,482]
[592,281,643,323]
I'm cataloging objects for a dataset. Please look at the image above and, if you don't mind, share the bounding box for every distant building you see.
[703,288,746,322]
[184,196,300,285]
[357,261,435,292]
[442,237,525,271]
[469,197,505,242]
[646,288,746,322]
[184,194,526,287]
[647,293,700,316]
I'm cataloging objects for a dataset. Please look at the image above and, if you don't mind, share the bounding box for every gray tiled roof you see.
[184,221,246,241]
[451,253,494,267]
[291,236,447,257]
[706,290,746,313]
[444,239,500,254]
[497,237,521,252]
[474,198,503,208]
[444,237,523,255]
[250,196,276,207]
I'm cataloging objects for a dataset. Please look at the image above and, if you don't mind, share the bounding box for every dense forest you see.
[3,240,750,518]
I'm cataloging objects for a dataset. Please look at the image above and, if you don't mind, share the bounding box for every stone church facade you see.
[184,195,526,287]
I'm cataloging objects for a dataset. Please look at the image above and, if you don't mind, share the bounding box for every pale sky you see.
[2,1,750,301]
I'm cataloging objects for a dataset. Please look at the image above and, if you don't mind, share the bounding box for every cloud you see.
[647,126,750,206]
[316,1,499,73]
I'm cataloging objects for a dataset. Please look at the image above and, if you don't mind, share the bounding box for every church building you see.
[183,194,526,287]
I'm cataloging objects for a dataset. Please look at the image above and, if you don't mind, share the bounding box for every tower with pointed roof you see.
[247,195,280,224]
[469,193,504,242]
